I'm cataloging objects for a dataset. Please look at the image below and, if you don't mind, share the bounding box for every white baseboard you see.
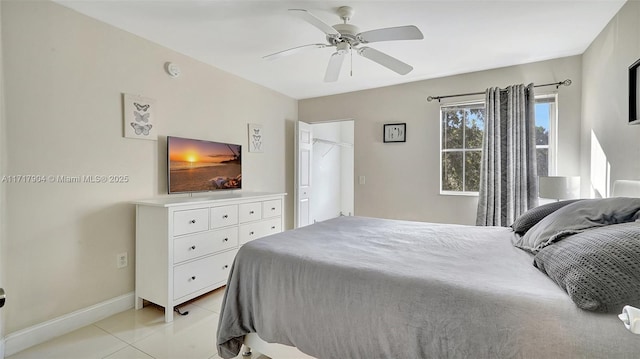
[4,292,134,357]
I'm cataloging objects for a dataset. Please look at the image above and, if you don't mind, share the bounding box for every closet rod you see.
[313,138,353,148]
[426,79,572,102]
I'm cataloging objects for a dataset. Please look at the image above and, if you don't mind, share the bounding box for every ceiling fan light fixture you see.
[336,42,349,55]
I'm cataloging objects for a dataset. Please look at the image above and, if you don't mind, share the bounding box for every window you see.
[534,94,557,177]
[440,102,485,194]
[440,95,557,194]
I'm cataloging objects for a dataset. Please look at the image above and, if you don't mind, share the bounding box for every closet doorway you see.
[295,119,354,228]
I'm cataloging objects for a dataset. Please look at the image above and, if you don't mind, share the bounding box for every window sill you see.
[440,191,479,197]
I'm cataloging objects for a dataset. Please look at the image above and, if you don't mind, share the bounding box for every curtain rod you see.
[426,79,572,102]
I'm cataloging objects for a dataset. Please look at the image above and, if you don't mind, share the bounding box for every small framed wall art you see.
[629,58,640,125]
[383,123,406,143]
[123,93,157,140]
[248,123,264,152]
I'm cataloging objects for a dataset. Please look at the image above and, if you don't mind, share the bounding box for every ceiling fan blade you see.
[289,9,340,38]
[324,52,346,82]
[358,25,424,44]
[357,47,413,75]
[263,43,329,60]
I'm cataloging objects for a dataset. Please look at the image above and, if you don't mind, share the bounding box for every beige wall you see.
[1,1,296,333]
[299,57,582,224]
[581,1,640,197]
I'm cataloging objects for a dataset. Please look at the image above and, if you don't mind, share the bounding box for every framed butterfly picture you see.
[248,123,263,153]
[123,93,157,140]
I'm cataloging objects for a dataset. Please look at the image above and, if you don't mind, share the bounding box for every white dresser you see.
[133,192,286,322]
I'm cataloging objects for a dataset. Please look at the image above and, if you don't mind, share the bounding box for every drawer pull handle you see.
[222,214,228,219]
[249,210,255,214]
[190,276,196,281]
[271,207,276,211]
[190,219,196,224]
[249,231,254,235]
[223,238,228,242]
[190,245,196,250]
[271,226,276,229]
[223,265,229,269]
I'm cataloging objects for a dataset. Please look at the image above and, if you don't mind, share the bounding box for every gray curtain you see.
[476,83,538,226]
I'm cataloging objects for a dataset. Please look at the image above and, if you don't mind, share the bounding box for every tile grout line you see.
[93,324,133,359]
[129,342,158,359]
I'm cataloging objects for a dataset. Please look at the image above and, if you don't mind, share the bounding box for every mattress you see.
[217,216,640,358]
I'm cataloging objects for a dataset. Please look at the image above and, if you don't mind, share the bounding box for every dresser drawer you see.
[262,217,282,237]
[239,202,262,223]
[262,200,282,218]
[173,209,209,236]
[173,250,236,300]
[173,227,238,264]
[211,205,238,228]
[239,222,261,245]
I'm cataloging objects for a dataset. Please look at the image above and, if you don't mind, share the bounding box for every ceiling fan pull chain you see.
[350,45,353,77]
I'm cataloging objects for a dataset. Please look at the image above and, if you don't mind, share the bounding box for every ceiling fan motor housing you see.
[329,23,361,46]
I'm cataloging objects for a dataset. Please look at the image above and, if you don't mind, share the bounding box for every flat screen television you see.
[630,58,640,125]
[167,136,242,194]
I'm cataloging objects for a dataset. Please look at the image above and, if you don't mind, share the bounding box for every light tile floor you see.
[7,287,268,359]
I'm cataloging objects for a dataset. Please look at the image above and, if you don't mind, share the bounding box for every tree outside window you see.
[441,103,484,193]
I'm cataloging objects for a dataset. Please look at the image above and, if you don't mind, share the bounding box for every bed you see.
[217,183,640,359]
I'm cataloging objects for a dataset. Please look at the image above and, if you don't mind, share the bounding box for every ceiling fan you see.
[263,6,424,82]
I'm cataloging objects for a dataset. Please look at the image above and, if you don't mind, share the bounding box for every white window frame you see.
[439,94,558,196]
[535,93,558,176]
[439,100,485,196]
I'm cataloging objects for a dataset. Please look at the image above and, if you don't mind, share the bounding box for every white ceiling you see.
[54,0,625,100]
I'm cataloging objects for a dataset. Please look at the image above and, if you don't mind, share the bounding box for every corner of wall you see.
[0,0,8,355]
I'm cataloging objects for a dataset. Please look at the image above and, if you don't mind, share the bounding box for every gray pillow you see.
[534,222,640,312]
[514,197,640,253]
[511,200,581,235]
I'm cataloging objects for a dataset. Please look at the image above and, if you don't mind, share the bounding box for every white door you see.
[295,121,313,228]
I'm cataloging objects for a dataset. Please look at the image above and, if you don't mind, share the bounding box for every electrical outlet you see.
[117,252,128,269]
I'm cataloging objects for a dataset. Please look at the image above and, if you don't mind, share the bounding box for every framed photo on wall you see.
[629,58,640,125]
[383,123,406,143]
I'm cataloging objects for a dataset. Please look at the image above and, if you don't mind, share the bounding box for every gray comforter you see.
[217,216,640,358]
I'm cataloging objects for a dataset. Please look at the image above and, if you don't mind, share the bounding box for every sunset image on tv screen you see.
[168,137,241,193]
